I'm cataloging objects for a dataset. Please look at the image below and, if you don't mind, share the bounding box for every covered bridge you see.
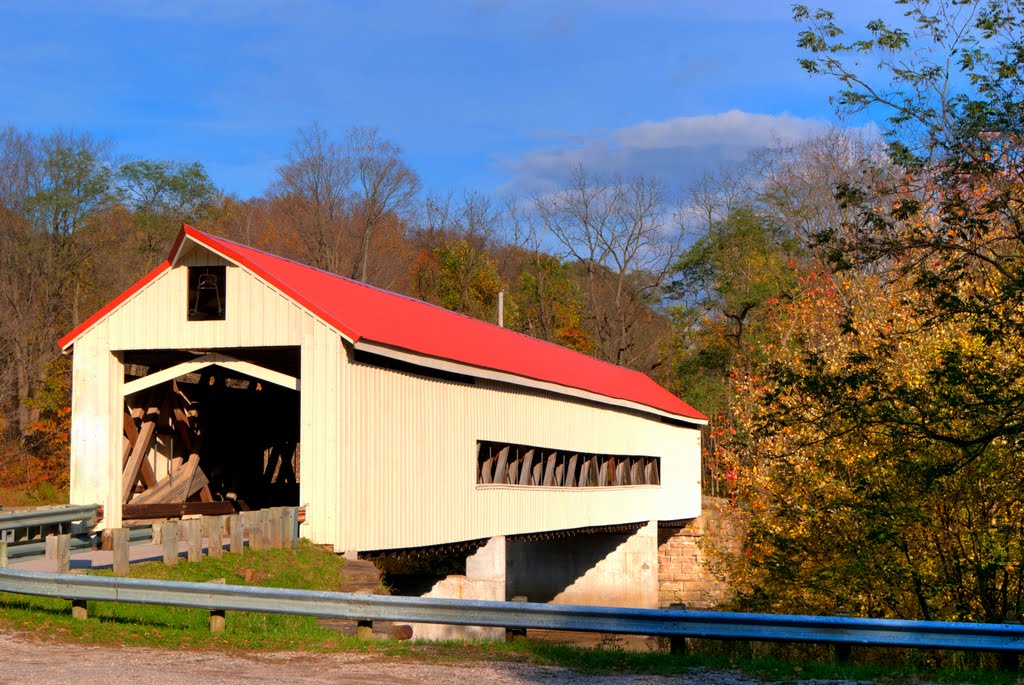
[62,226,707,578]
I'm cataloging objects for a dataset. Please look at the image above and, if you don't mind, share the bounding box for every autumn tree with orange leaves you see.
[715,0,1024,624]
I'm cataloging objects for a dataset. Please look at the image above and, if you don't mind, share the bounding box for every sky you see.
[0,1,903,201]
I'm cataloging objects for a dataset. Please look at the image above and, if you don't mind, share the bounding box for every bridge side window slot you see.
[476,440,660,488]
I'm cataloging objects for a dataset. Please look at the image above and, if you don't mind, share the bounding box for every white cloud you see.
[498,110,830,196]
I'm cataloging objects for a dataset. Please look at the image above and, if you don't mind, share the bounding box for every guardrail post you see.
[668,603,687,655]
[71,599,88,620]
[55,533,71,573]
[356,619,373,640]
[0,540,6,568]
[112,528,130,576]
[151,521,162,545]
[209,609,226,633]
[228,515,243,553]
[506,595,528,642]
[833,613,851,664]
[162,521,179,566]
[45,534,58,560]
[999,613,1020,672]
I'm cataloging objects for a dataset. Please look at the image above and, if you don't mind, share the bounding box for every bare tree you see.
[347,126,421,283]
[271,123,353,273]
[536,164,680,370]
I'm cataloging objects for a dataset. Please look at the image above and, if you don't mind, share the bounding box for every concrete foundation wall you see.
[411,536,506,641]
[506,521,659,609]
[657,497,741,609]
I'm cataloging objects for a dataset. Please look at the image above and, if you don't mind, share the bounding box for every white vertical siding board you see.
[93,249,304,351]
[330,359,699,551]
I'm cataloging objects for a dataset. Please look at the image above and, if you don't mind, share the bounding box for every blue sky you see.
[0,1,901,200]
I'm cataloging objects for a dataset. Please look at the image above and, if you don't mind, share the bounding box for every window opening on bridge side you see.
[476,440,660,487]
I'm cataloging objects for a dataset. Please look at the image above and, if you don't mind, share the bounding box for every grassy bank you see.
[0,543,1019,683]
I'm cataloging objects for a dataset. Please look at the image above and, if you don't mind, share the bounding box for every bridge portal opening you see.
[120,347,300,519]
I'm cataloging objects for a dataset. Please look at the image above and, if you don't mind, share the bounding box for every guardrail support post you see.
[55,533,71,573]
[668,603,687,655]
[112,528,130,576]
[506,595,528,642]
[356,619,373,640]
[71,599,88,620]
[0,540,6,568]
[209,609,226,633]
[162,521,179,566]
[999,613,1020,672]
[228,515,243,553]
[151,521,162,545]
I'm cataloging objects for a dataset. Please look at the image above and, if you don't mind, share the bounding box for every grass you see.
[0,482,68,508]
[2,544,1022,682]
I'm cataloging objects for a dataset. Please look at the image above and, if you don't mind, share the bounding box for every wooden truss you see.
[121,381,215,516]
[476,441,661,487]
[120,353,300,520]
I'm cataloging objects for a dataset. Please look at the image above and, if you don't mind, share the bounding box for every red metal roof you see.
[62,225,706,422]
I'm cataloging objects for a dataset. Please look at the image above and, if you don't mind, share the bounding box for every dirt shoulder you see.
[0,629,777,685]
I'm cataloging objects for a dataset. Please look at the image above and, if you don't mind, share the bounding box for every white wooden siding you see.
[103,249,305,350]
[318,349,701,552]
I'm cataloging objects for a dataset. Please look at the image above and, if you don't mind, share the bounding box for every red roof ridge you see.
[185,226,657,380]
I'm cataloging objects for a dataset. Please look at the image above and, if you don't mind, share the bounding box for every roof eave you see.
[354,339,708,426]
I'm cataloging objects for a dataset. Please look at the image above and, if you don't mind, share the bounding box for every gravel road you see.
[0,630,848,685]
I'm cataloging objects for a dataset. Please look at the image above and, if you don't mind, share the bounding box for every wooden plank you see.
[121,401,161,502]
[122,407,139,444]
[493,446,510,484]
[615,459,628,486]
[518,449,535,486]
[542,451,558,486]
[122,358,216,396]
[161,520,179,566]
[131,456,209,505]
[565,454,579,488]
[506,450,520,485]
[479,446,495,484]
[630,458,642,485]
[123,501,236,520]
[215,357,300,391]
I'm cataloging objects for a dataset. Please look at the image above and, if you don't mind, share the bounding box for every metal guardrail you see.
[1,567,1023,653]
[0,504,99,532]
[4,526,153,560]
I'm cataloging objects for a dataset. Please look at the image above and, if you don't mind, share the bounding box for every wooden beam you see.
[131,456,209,505]
[214,357,300,391]
[479,448,494,484]
[123,358,215,396]
[542,451,557,486]
[121,401,161,502]
[122,353,299,397]
[493,446,509,484]
[122,501,237,520]
[519,449,535,486]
